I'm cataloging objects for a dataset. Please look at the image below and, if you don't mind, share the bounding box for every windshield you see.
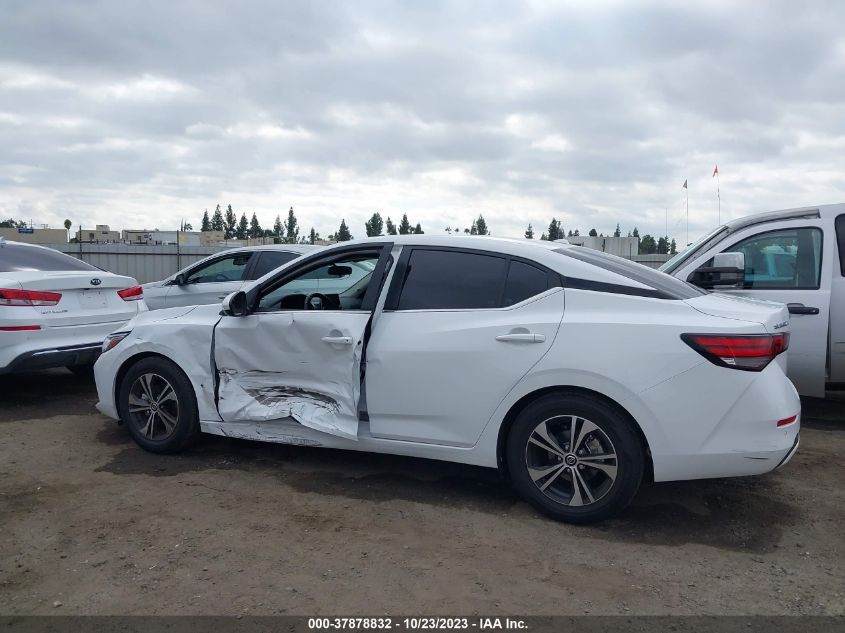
[660,225,728,274]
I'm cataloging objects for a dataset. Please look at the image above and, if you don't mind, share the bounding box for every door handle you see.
[787,303,820,315]
[495,333,546,343]
[321,336,353,345]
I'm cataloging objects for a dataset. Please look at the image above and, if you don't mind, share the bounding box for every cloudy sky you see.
[1,0,844,242]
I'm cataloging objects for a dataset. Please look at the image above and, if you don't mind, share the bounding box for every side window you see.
[836,215,845,276]
[718,227,823,289]
[248,251,300,280]
[397,249,508,310]
[257,254,379,311]
[502,260,552,306]
[185,253,252,284]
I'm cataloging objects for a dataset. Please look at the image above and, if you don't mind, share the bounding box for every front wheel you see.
[506,393,644,524]
[117,357,199,453]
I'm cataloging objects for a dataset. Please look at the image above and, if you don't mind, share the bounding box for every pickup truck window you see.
[836,215,845,276]
[706,227,823,290]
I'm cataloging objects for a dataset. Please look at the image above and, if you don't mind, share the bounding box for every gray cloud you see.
[1,0,844,241]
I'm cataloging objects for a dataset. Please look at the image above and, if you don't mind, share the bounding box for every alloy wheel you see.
[127,373,180,441]
[524,415,618,506]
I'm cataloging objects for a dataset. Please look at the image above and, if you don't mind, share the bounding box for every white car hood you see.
[129,303,222,328]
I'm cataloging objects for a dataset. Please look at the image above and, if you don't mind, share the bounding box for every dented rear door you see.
[212,244,392,440]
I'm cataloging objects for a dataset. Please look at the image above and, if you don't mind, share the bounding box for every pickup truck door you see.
[680,219,833,398]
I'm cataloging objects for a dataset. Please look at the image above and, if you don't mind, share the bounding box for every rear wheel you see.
[506,393,644,524]
[117,357,199,453]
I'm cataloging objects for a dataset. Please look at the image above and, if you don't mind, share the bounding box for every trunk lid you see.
[7,271,140,327]
[685,292,790,334]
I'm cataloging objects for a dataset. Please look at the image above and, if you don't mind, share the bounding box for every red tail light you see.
[681,333,790,371]
[0,325,41,331]
[117,286,143,301]
[0,288,62,306]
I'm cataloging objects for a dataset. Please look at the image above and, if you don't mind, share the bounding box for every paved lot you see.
[0,370,843,615]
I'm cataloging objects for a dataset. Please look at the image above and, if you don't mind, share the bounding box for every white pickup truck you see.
[660,203,845,398]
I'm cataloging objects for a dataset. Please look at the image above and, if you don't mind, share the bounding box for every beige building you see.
[77,225,121,243]
[0,227,68,244]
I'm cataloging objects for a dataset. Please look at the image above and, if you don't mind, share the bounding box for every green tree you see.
[525,224,534,239]
[573,229,580,236]
[284,207,299,244]
[639,234,657,254]
[211,205,225,232]
[546,218,562,240]
[200,210,211,232]
[365,212,384,237]
[670,238,677,254]
[273,215,283,237]
[613,223,621,237]
[336,219,352,242]
[413,222,424,234]
[632,227,639,238]
[469,220,478,235]
[398,213,412,235]
[309,227,318,245]
[236,213,249,240]
[249,213,262,239]
[225,205,237,239]
[588,228,598,237]
[475,214,489,235]
[386,217,397,235]
[63,219,72,241]
[657,236,669,255]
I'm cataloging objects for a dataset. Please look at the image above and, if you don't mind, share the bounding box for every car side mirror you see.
[688,252,746,289]
[222,290,250,316]
[174,273,187,286]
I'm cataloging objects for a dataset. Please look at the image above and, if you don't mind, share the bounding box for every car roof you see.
[723,202,844,233]
[337,234,562,257]
[218,244,321,254]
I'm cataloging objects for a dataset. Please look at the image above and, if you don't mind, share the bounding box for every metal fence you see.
[48,243,231,284]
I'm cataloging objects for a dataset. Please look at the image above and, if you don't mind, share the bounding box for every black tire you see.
[67,364,94,378]
[117,356,200,454]
[506,393,644,524]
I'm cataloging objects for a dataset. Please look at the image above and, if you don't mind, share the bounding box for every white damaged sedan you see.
[94,236,800,523]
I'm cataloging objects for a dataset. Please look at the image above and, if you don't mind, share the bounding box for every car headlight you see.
[102,331,131,354]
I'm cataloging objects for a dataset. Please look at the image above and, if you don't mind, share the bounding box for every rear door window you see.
[248,250,300,280]
[502,260,551,306]
[836,215,845,276]
[0,243,98,272]
[397,249,508,310]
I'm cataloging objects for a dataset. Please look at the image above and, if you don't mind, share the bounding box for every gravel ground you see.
[0,369,843,615]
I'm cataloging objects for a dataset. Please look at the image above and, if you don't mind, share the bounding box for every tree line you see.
[193,207,676,254]
[527,219,677,255]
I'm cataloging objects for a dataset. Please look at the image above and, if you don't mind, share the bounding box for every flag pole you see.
[686,185,689,246]
[717,171,721,224]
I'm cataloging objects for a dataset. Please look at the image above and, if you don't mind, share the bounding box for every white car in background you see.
[142,244,319,310]
[95,236,800,523]
[0,238,146,375]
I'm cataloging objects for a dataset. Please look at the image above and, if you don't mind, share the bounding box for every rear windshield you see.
[0,243,98,272]
[554,247,705,300]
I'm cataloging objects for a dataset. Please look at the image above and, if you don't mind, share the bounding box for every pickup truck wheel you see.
[117,357,199,453]
[507,393,644,524]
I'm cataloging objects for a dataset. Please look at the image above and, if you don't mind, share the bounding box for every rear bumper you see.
[0,341,102,374]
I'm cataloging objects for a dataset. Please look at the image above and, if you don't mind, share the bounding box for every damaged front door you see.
[212,244,392,440]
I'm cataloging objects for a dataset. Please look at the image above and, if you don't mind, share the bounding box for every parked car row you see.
[6,201,842,523]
